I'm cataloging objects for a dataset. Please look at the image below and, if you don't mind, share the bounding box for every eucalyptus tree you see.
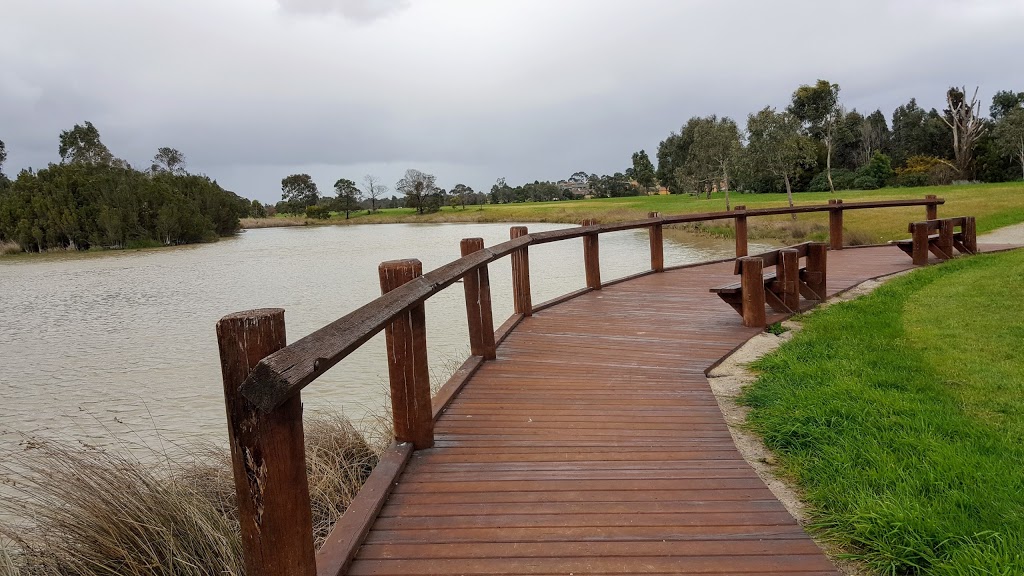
[333,178,362,219]
[59,121,115,165]
[362,174,388,212]
[994,109,1024,179]
[397,169,439,214]
[788,80,841,192]
[683,116,742,208]
[631,150,656,194]
[744,107,817,216]
[942,86,987,177]
[151,147,187,175]
[280,174,319,213]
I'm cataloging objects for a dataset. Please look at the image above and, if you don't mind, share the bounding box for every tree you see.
[942,86,986,177]
[994,109,1024,179]
[250,199,267,218]
[280,174,319,213]
[891,98,950,165]
[744,107,817,216]
[0,139,6,175]
[397,169,438,214]
[333,178,361,219]
[568,171,588,184]
[631,150,656,195]
[788,80,841,192]
[151,147,186,175]
[859,110,891,166]
[656,129,695,193]
[990,90,1024,121]
[59,121,115,165]
[451,183,474,209]
[683,116,741,208]
[362,174,388,212]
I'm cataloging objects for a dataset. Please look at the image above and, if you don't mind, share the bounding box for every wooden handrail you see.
[238,196,944,412]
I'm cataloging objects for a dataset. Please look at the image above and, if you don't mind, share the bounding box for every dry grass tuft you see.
[0,240,22,256]
[239,217,310,229]
[0,410,381,575]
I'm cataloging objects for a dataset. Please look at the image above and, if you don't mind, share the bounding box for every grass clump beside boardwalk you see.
[0,411,383,576]
[740,249,1024,575]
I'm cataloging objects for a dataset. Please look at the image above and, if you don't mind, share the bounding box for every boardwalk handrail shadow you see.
[214,195,944,576]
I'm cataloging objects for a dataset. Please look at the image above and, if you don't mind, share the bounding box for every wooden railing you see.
[214,195,943,576]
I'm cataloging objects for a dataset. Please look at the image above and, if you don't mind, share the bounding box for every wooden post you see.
[581,219,601,289]
[460,238,496,360]
[804,242,828,300]
[911,222,929,266]
[828,199,844,250]
[510,226,532,316]
[734,205,748,257]
[379,260,434,449]
[216,309,316,576]
[777,249,800,312]
[648,212,664,272]
[938,219,954,259]
[963,216,978,253]
[738,257,766,328]
[926,195,938,220]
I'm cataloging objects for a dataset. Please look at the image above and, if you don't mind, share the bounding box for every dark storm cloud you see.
[1,0,1023,201]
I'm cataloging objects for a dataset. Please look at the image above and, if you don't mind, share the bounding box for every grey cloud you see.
[276,0,409,21]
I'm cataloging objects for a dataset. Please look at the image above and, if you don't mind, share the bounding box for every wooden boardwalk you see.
[344,245,1019,575]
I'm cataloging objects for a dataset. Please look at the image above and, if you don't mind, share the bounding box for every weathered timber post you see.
[804,243,828,300]
[379,259,434,449]
[734,205,748,257]
[581,219,601,289]
[510,226,532,316]
[648,212,664,272]
[738,257,767,328]
[911,222,929,265]
[938,219,955,259]
[777,249,800,312]
[963,216,978,253]
[460,238,496,360]
[216,309,316,576]
[926,195,938,220]
[828,199,844,250]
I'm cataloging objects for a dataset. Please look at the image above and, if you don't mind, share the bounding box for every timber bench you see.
[711,242,828,328]
[892,216,977,266]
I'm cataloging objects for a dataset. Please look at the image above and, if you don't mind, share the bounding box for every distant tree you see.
[397,169,438,214]
[859,110,891,166]
[631,150,657,195]
[0,139,6,175]
[942,86,987,177]
[789,79,841,192]
[656,130,695,193]
[362,174,388,212]
[250,199,267,218]
[683,116,742,208]
[280,174,319,213]
[994,109,1024,179]
[568,171,589,184]
[744,107,817,216]
[490,177,513,204]
[59,121,115,165]
[990,90,1024,121]
[891,98,951,165]
[151,147,187,175]
[333,178,361,219]
[451,183,474,209]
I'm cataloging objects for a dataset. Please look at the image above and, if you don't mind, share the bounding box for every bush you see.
[807,169,856,192]
[896,155,957,187]
[853,175,880,190]
[304,205,332,219]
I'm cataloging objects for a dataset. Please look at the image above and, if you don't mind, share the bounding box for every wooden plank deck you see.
[346,244,1015,576]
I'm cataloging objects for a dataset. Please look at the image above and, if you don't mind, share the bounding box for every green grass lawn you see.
[740,249,1024,575]
[292,181,1024,244]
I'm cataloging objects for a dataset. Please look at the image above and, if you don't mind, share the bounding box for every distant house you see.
[557,180,591,198]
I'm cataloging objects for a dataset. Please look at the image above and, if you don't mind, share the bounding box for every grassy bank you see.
[0,411,384,575]
[740,249,1024,575]
[249,181,1024,244]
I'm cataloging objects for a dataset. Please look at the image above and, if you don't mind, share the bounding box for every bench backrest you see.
[734,242,814,274]
[906,217,968,233]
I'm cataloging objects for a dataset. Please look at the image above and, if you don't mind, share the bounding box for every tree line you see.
[654,81,1024,210]
[0,123,248,253]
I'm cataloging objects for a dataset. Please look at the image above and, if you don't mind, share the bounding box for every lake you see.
[0,222,762,456]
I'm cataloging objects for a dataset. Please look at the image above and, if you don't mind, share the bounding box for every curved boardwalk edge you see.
[334,244,1016,576]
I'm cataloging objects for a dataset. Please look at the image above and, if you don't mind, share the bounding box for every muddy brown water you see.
[0,223,769,456]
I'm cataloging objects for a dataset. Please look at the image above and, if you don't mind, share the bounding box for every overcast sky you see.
[2,0,1022,202]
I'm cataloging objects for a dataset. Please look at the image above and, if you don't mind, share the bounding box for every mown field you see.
[247,181,1024,244]
[741,249,1024,575]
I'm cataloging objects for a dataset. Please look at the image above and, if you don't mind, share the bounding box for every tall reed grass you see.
[0,411,383,575]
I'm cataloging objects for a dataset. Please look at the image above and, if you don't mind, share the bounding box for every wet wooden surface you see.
[347,244,1016,575]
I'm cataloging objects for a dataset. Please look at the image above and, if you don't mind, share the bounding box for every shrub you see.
[853,175,880,190]
[304,205,332,219]
[807,169,856,192]
[896,155,958,187]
